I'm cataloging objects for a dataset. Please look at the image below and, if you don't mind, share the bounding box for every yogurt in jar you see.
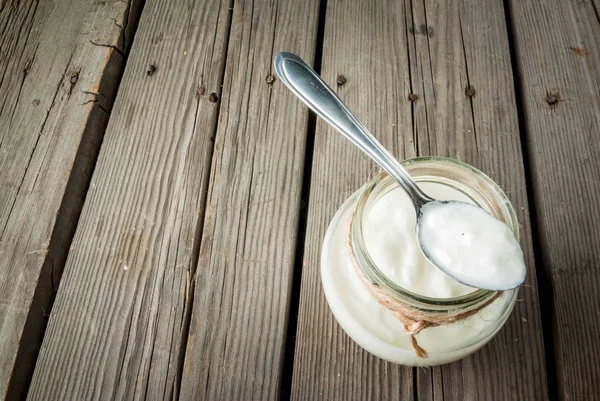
[321,161,520,366]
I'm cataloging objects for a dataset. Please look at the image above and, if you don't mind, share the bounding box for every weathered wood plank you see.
[507,0,600,398]
[25,0,233,399]
[178,0,320,399]
[0,0,140,398]
[290,0,417,399]
[290,0,548,400]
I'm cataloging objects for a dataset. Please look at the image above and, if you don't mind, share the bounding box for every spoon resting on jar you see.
[274,52,526,291]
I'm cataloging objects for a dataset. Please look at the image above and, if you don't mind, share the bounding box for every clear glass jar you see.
[321,157,520,366]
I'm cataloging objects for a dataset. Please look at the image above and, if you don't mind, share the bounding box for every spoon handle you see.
[274,52,432,208]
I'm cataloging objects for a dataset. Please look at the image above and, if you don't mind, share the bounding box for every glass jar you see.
[321,157,520,366]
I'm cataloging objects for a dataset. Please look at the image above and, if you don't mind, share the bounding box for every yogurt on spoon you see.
[417,201,526,290]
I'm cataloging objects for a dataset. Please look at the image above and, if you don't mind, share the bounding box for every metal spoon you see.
[274,51,525,291]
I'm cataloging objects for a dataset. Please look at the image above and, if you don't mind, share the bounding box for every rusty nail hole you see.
[265,75,275,84]
[465,86,475,97]
[208,92,219,103]
[545,91,559,105]
[408,93,418,102]
[70,71,79,85]
[146,64,157,76]
[337,75,347,86]
[197,85,206,97]
[32,99,40,107]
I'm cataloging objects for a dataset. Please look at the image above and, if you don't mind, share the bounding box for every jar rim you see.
[350,156,519,311]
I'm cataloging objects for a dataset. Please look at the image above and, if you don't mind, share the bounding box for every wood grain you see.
[25,0,233,399]
[507,0,600,398]
[290,0,548,400]
[290,0,416,399]
[0,0,139,398]
[178,0,320,399]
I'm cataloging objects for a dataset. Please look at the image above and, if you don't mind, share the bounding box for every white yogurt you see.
[418,201,526,290]
[362,183,475,298]
[321,180,517,366]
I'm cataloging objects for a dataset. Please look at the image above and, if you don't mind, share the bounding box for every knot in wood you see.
[208,92,219,103]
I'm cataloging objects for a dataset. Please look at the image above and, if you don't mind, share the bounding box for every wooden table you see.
[1,0,598,399]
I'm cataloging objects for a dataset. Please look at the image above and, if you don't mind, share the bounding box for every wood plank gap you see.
[279,1,328,398]
[591,1,600,25]
[502,1,559,400]
[406,2,420,398]
[172,2,236,399]
[406,0,418,155]
[457,12,479,155]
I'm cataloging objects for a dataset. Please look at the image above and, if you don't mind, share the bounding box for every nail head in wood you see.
[209,92,219,103]
[545,91,559,105]
[337,75,347,86]
[408,93,418,102]
[197,85,206,97]
[266,75,275,84]
[465,86,475,97]
[146,64,157,76]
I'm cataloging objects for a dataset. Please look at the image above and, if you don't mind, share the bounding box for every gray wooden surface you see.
[290,0,548,400]
[26,0,232,399]
[507,0,600,398]
[0,0,139,398]
[178,0,319,399]
[0,0,597,399]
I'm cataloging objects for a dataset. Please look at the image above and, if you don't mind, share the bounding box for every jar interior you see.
[352,157,520,309]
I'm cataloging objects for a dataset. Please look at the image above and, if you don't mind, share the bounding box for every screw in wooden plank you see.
[69,70,80,95]
[337,74,347,86]
[23,58,34,75]
[408,93,418,102]
[209,92,219,103]
[265,75,275,84]
[70,71,79,85]
[465,86,475,97]
[146,63,157,76]
[545,91,559,105]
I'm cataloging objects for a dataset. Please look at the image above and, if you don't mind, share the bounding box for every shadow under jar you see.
[321,156,520,366]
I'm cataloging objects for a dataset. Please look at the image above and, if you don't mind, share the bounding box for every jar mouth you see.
[350,156,520,311]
